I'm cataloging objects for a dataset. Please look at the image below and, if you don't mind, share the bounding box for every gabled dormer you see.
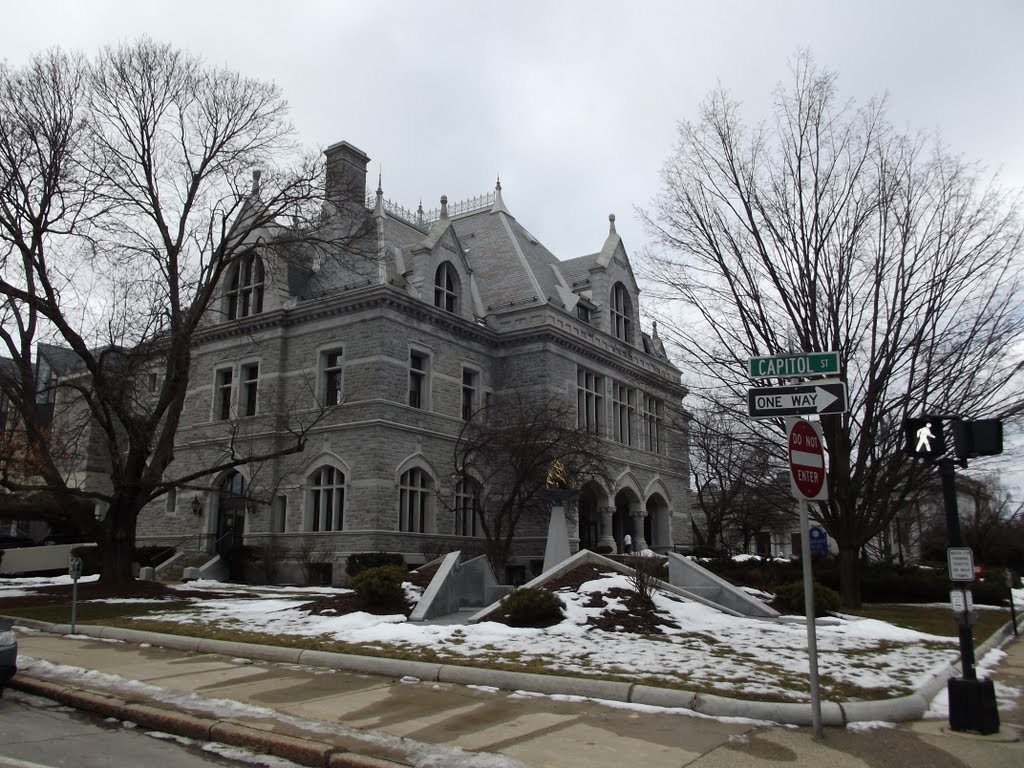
[214,171,298,323]
[589,214,641,347]
[407,195,481,322]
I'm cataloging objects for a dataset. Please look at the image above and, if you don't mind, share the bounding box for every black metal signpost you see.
[904,416,1002,734]
[69,555,83,634]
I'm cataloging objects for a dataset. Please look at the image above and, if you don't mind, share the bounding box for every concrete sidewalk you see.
[6,622,1024,768]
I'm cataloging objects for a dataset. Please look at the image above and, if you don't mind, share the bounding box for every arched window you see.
[610,282,632,342]
[308,465,345,532]
[226,253,265,320]
[398,467,432,533]
[433,263,458,313]
[454,478,482,537]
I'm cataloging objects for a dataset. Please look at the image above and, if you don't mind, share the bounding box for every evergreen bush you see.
[345,552,407,578]
[501,587,565,627]
[774,581,841,616]
[349,564,408,606]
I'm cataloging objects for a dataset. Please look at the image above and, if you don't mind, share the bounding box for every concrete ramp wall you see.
[666,551,779,618]
[466,549,753,624]
[409,552,511,622]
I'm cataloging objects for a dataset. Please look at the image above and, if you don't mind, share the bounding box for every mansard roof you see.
[369,183,633,316]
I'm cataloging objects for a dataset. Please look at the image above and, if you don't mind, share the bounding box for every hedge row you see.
[699,556,1010,606]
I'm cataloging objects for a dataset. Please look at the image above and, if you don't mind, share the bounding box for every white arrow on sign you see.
[756,386,839,414]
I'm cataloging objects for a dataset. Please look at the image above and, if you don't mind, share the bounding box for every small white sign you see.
[950,589,975,614]
[950,590,965,612]
[947,548,975,582]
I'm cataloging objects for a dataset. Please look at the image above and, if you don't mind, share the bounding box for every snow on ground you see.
[1,572,983,703]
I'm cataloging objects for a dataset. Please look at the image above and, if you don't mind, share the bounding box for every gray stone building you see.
[135,140,692,584]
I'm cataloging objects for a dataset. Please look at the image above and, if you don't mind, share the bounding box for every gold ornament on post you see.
[545,459,570,490]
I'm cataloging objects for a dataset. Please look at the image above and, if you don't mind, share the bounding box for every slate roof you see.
[37,343,85,374]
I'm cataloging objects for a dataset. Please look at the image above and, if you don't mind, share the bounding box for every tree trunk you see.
[838,545,862,608]
[98,503,138,585]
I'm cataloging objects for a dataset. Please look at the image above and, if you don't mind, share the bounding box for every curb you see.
[9,674,410,768]
[8,613,1022,728]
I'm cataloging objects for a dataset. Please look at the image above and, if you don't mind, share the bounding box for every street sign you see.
[808,526,828,555]
[748,382,847,419]
[947,548,975,582]
[788,419,828,500]
[748,352,840,379]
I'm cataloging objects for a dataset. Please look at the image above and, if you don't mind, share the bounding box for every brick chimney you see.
[324,141,370,206]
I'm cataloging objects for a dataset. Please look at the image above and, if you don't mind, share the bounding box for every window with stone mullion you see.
[399,467,431,532]
[311,466,345,532]
[576,367,604,435]
[454,479,481,536]
[612,381,636,446]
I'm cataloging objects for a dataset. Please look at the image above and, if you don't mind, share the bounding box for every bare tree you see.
[641,52,1024,606]
[689,402,791,553]
[448,391,610,578]
[0,41,372,583]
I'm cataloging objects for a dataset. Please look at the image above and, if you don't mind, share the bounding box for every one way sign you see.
[747,382,848,419]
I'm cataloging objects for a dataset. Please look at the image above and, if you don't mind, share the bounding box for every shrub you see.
[345,551,406,578]
[625,554,666,601]
[349,564,408,606]
[774,581,841,616]
[501,587,565,627]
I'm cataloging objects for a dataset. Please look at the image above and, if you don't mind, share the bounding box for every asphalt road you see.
[0,689,274,768]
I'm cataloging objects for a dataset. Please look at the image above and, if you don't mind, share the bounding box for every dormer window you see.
[434,262,459,313]
[611,282,632,342]
[226,253,265,320]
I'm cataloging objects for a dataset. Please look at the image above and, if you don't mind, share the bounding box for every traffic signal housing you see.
[951,419,1003,459]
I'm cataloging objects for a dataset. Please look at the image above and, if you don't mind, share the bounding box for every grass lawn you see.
[848,603,1012,645]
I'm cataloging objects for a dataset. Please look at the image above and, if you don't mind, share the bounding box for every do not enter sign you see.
[788,419,828,500]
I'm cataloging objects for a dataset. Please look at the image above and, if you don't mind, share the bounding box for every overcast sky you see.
[2,0,1021,263]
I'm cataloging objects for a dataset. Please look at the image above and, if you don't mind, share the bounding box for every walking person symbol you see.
[915,422,935,453]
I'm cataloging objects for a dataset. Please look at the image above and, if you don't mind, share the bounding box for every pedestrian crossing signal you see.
[904,417,947,459]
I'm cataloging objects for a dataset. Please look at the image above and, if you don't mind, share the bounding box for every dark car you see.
[0,618,15,696]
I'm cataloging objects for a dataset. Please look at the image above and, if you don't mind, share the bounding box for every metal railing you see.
[365,191,496,230]
[152,533,202,571]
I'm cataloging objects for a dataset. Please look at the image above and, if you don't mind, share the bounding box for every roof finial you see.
[251,169,262,197]
[373,169,384,217]
[417,199,424,227]
[608,213,616,235]
[491,175,509,214]
[652,319,659,339]
[440,194,448,220]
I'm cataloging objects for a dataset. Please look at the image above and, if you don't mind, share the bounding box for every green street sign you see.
[748,351,840,379]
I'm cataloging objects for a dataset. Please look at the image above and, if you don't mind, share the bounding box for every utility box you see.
[948,676,999,734]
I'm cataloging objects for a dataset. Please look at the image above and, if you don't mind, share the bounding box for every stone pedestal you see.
[543,503,571,573]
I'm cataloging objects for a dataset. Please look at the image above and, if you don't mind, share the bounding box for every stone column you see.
[598,506,616,552]
[631,505,648,552]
